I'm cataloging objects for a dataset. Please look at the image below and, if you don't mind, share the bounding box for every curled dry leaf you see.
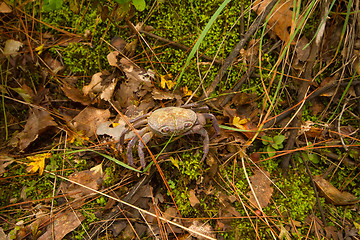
[9,108,57,150]
[38,211,85,240]
[313,175,360,205]
[100,78,118,101]
[83,72,103,95]
[83,72,118,101]
[247,170,273,209]
[119,58,154,83]
[107,51,120,67]
[70,107,110,138]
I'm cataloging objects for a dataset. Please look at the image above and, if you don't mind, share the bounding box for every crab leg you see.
[185,125,210,162]
[202,113,221,136]
[119,119,148,147]
[126,127,149,166]
[137,131,154,169]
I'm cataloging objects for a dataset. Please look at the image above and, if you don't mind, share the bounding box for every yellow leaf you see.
[35,44,44,54]
[26,153,51,175]
[112,122,119,127]
[182,86,194,96]
[160,74,175,90]
[170,156,179,169]
[233,116,249,130]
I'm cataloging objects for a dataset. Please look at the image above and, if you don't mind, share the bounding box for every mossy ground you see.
[1,0,360,239]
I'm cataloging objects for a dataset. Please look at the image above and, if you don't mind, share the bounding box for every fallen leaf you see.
[107,51,120,67]
[119,58,154,84]
[70,107,110,138]
[59,168,103,199]
[319,74,338,97]
[26,153,51,176]
[181,86,193,96]
[189,189,200,207]
[295,36,310,62]
[0,2,12,13]
[324,225,339,240]
[61,84,92,105]
[38,211,85,240]
[100,78,118,101]
[44,53,64,74]
[188,220,216,240]
[10,108,58,150]
[3,39,23,56]
[247,170,273,208]
[160,74,175,90]
[96,120,131,141]
[163,207,178,220]
[10,84,35,103]
[305,214,324,238]
[253,0,298,43]
[313,175,360,205]
[110,36,127,52]
[279,224,291,240]
[83,72,104,95]
[152,88,179,101]
[0,154,14,176]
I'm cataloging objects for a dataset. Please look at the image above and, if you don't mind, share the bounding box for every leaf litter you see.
[1,1,360,239]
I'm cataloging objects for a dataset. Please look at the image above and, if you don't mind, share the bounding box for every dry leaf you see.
[96,120,131,141]
[38,211,85,240]
[119,58,154,84]
[163,207,178,220]
[10,108,57,150]
[295,36,310,62]
[305,214,324,237]
[107,51,120,67]
[188,220,216,240]
[83,72,104,95]
[44,53,64,74]
[253,0,298,43]
[0,154,14,176]
[160,74,175,90]
[0,2,12,13]
[189,189,200,207]
[70,107,110,138]
[59,169,103,199]
[61,84,91,105]
[247,170,273,208]
[4,39,23,56]
[152,88,178,101]
[100,78,118,101]
[26,153,51,176]
[313,175,360,205]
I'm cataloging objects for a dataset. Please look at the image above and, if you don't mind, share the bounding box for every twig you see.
[220,40,281,107]
[262,80,360,128]
[203,0,279,98]
[140,30,223,65]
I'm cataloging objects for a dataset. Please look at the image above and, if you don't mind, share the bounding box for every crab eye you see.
[160,126,171,134]
[184,122,193,128]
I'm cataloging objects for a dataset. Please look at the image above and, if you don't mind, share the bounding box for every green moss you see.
[141,0,252,92]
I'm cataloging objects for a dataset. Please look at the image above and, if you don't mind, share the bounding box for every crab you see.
[119,106,220,168]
